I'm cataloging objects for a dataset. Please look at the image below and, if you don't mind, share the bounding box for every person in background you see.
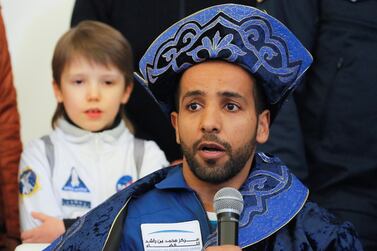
[47,5,363,250]
[70,0,258,166]
[18,20,168,244]
[0,9,22,251]
[255,1,377,250]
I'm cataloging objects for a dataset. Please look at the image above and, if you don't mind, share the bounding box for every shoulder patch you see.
[62,167,90,193]
[116,175,133,191]
[19,168,40,197]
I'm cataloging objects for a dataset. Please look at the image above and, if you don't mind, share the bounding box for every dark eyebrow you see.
[181,90,246,102]
[219,91,245,101]
[181,90,205,100]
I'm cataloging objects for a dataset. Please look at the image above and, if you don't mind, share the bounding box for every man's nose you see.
[200,107,221,133]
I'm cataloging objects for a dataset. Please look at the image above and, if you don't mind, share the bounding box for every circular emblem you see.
[116,175,133,191]
[19,168,39,196]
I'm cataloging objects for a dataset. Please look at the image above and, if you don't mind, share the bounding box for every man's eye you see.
[187,103,201,111]
[225,103,239,111]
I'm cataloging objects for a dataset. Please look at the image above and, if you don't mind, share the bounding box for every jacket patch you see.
[62,199,91,209]
[141,220,203,250]
[62,167,90,193]
[19,168,40,197]
[116,175,133,191]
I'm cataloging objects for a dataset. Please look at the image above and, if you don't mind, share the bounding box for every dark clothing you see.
[0,10,22,251]
[46,153,362,251]
[256,0,377,249]
[71,0,256,70]
[71,0,256,163]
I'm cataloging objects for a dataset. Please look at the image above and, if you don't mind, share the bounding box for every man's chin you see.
[196,153,229,166]
[190,162,231,184]
[204,158,218,166]
[194,169,233,185]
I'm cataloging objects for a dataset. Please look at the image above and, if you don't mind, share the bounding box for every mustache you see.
[192,133,232,153]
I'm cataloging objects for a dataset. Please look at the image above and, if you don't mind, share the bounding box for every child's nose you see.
[87,83,100,100]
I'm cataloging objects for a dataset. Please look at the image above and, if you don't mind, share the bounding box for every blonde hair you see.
[51,20,134,128]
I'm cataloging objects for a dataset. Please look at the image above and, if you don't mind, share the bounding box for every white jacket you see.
[19,119,169,231]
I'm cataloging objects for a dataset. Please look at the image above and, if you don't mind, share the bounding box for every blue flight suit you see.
[46,153,362,251]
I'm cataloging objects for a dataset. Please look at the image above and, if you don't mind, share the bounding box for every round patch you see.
[116,175,133,191]
[19,168,39,196]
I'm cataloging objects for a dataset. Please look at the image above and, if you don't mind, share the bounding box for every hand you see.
[21,212,65,243]
[205,245,242,251]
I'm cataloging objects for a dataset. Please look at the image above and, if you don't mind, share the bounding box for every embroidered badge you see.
[19,167,39,197]
[62,199,91,209]
[116,175,133,191]
[62,167,90,193]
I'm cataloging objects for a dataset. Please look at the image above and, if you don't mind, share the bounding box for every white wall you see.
[1,0,75,145]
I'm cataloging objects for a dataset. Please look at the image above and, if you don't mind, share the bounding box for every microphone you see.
[213,187,244,246]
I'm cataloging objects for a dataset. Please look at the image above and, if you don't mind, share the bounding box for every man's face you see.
[171,61,270,185]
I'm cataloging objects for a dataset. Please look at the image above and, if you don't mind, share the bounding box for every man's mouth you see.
[198,142,226,153]
[196,142,227,161]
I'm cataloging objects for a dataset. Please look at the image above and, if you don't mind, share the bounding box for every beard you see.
[180,133,256,184]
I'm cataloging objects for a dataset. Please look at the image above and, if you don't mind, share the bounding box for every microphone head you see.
[213,187,244,216]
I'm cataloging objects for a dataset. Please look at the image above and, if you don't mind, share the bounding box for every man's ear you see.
[52,81,63,103]
[121,81,134,104]
[256,110,270,144]
[171,112,180,144]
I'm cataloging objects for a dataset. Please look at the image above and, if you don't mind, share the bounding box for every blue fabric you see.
[46,153,362,251]
[119,154,362,251]
[208,220,217,233]
[138,4,313,119]
[120,167,211,250]
[272,203,364,251]
[121,153,309,250]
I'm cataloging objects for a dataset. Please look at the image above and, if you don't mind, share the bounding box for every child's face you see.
[53,56,132,132]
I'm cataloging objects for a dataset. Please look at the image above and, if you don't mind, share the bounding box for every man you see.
[47,4,362,250]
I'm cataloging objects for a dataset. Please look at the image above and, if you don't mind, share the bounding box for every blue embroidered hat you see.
[138,4,312,120]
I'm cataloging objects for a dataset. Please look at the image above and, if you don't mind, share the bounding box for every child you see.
[18,21,169,243]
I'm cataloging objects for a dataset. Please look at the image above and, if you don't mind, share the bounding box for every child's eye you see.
[186,103,202,111]
[74,80,83,85]
[104,80,113,85]
[225,103,239,112]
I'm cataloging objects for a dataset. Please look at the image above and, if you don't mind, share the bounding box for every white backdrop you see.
[1,0,75,145]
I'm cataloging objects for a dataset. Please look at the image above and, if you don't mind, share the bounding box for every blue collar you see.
[204,153,309,248]
[239,153,308,247]
[155,165,189,190]
[154,154,308,248]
